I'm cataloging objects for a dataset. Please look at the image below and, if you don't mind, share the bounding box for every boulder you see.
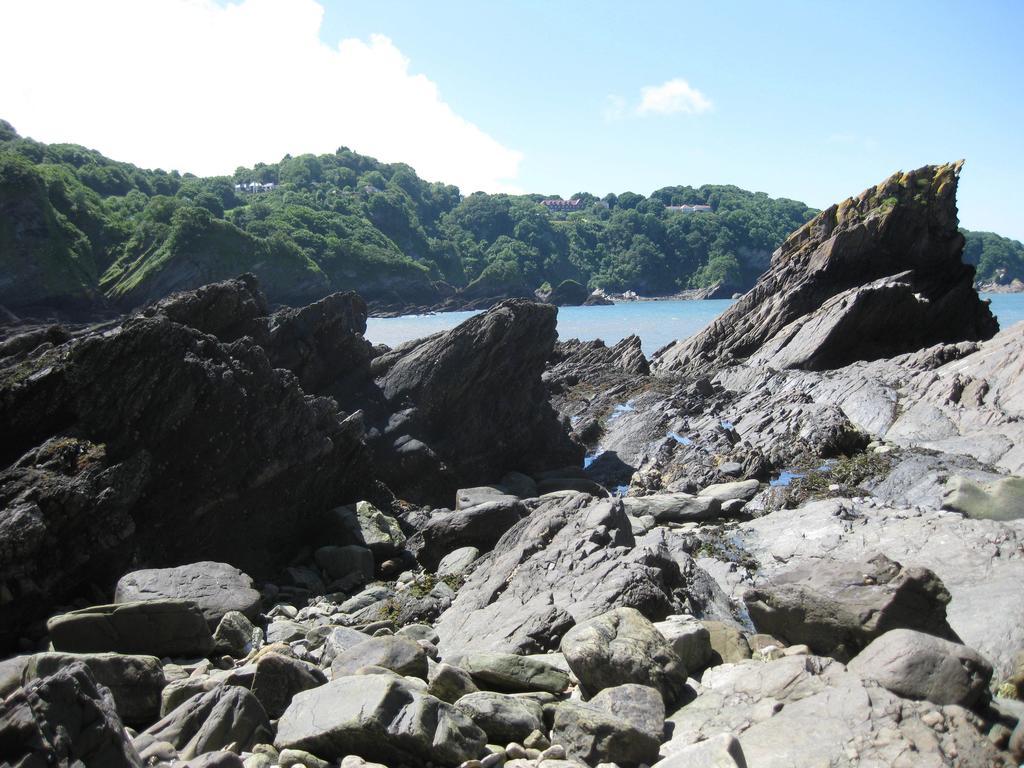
[413,498,528,570]
[702,621,752,665]
[331,636,428,680]
[655,161,997,373]
[697,480,760,503]
[454,691,545,744]
[114,561,261,627]
[274,675,487,766]
[653,616,714,674]
[213,610,262,657]
[743,553,957,660]
[436,546,480,578]
[250,652,327,719]
[560,607,688,705]
[621,493,721,524]
[140,685,272,760]
[453,652,570,694]
[23,652,164,726]
[0,661,143,768]
[47,600,214,657]
[588,683,665,744]
[552,686,663,767]
[435,494,687,655]
[327,501,407,558]
[848,628,992,707]
[320,626,374,667]
[427,662,479,703]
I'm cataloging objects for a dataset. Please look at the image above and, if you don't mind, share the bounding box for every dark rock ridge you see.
[655,161,998,373]
[0,276,581,648]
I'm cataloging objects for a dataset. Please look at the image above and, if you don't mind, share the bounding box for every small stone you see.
[523,729,551,750]
[505,742,527,760]
[459,761,484,768]
[525,748,541,760]
[278,748,331,768]
[540,745,566,761]
[480,752,504,768]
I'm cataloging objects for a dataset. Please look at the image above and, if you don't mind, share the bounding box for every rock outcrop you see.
[371,299,583,502]
[655,161,998,373]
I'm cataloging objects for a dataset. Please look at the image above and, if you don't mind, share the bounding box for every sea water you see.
[365,293,1024,356]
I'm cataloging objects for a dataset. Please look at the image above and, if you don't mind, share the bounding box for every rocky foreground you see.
[1,162,1023,767]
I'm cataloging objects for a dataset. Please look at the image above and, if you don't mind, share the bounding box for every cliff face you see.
[654,161,998,373]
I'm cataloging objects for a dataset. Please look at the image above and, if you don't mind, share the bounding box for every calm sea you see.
[366,293,1024,357]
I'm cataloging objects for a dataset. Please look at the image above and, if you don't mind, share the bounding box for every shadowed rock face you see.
[371,299,584,503]
[655,161,998,373]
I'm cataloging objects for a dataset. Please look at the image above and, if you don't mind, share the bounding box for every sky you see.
[0,0,1022,240]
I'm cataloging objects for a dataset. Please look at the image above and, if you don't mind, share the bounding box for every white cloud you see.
[0,0,522,193]
[637,78,713,116]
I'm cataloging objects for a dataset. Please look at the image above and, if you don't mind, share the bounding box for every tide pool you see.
[365,293,1024,357]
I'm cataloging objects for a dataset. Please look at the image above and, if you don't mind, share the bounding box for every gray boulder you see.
[435,494,687,655]
[320,626,373,667]
[24,652,164,726]
[561,607,687,705]
[697,480,760,503]
[453,651,569,693]
[427,662,479,703]
[653,616,714,674]
[213,610,262,657]
[436,546,480,578]
[621,493,722,524]
[848,628,992,707]
[115,561,261,627]
[274,674,487,766]
[331,636,428,680]
[552,685,663,767]
[0,661,143,768]
[47,600,214,657]
[250,652,327,719]
[140,685,271,760]
[454,691,545,744]
[743,553,957,660]
[414,498,528,571]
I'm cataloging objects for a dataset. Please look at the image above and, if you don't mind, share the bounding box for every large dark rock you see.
[743,553,958,661]
[23,652,165,727]
[370,299,583,502]
[655,162,998,373]
[411,497,529,571]
[0,661,143,768]
[0,296,374,649]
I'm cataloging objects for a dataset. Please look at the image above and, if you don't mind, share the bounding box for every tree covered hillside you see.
[0,119,1015,317]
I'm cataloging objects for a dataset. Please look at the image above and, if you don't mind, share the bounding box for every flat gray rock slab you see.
[47,600,214,657]
[115,561,261,627]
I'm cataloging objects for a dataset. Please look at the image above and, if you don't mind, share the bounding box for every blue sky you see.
[1,0,1021,239]
[323,0,1023,239]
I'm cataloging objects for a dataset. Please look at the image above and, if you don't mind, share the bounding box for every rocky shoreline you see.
[2,161,1023,767]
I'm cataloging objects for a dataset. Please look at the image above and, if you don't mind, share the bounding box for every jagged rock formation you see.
[655,161,998,373]
[370,299,583,502]
[0,277,585,648]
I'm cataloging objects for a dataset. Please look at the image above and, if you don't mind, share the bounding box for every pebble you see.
[540,745,566,760]
[505,742,528,760]
[523,729,550,750]
[480,752,505,768]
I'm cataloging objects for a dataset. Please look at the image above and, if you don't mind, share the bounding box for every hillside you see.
[0,119,1017,318]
